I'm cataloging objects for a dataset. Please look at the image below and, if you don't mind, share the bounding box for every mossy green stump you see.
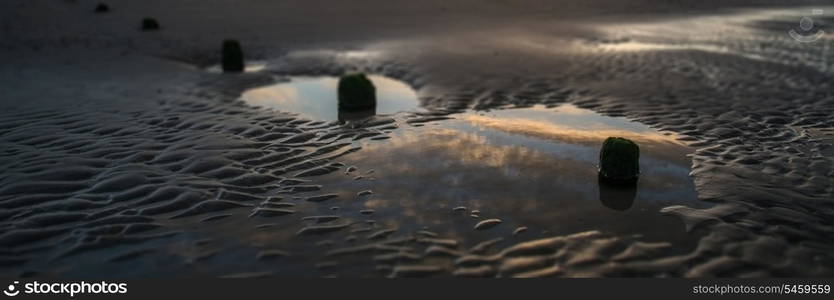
[94,3,109,13]
[221,40,244,73]
[141,18,160,31]
[338,73,376,111]
[599,137,640,184]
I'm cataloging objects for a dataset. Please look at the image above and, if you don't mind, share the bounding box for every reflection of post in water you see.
[338,107,376,123]
[597,136,639,211]
[598,174,637,211]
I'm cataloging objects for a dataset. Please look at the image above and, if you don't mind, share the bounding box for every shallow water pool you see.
[211,75,706,276]
[304,103,703,251]
[241,75,422,121]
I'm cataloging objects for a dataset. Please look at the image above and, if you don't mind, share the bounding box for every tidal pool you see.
[241,75,421,121]
[237,75,702,265]
[310,104,703,248]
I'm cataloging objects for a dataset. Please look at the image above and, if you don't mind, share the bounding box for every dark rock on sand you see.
[599,137,640,182]
[94,3,109,13]
[221,39,244,73]
[141,18,160,31]
[338,73,376,111]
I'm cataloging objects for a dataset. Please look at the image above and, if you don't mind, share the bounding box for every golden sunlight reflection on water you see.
[309,104,701,245]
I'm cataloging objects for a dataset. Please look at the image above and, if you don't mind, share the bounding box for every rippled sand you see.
[1,1,833,277]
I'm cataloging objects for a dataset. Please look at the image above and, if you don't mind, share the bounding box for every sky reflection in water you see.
[241,75,420,121]
[314,104,701,247]
[242,75,700,248]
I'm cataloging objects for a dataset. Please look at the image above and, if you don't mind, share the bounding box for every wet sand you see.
[1,0,833,277]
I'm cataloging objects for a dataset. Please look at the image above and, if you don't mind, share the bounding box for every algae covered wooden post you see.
[599,137,640,183]
[141,18,160,31]
[94,3,110,13]
[221,40,245,73]
[338,73,377,111]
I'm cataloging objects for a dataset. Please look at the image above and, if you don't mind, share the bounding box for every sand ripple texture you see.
[1,4,834,277]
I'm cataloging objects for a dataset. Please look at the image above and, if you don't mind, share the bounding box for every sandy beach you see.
[1,0,833,278]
